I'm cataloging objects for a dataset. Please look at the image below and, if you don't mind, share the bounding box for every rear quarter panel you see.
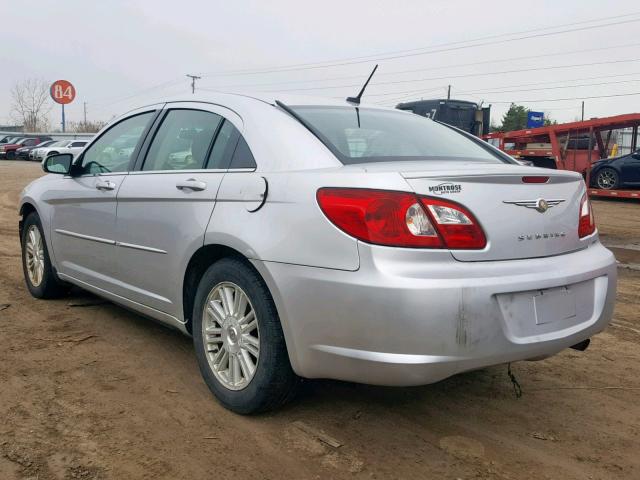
[207,169,415,271]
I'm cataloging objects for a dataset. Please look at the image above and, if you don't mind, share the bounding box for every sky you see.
[1,0,640,130]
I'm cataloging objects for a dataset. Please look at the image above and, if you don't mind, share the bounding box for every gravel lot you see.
[1,160,639,480]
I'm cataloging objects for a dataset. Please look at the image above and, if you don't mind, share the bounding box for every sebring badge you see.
[518,232,566,241]
[502,198,565,213]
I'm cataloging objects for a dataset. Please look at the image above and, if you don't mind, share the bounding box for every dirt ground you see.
[1,160,639,480]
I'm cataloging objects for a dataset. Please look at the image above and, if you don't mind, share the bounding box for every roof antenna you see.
[346,64,378,105]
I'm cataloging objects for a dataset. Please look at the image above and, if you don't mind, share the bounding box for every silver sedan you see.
[18,93,617,413]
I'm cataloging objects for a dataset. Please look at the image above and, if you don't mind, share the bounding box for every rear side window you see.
[229,137,256,169]
[206,120,238,170]
[291,106,504,165]
[143,109,222,171]
[204,120,256,170]
[71,141,87,147]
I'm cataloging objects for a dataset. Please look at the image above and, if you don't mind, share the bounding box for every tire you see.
[7,151,16,160]
[21,212,69,299]
[192,257,298,414]
[595,167,619,190]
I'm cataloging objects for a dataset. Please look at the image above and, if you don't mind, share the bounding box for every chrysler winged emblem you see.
[503,198,564,213]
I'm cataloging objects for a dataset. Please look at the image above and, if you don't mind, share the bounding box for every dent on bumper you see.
[256,242,617,386]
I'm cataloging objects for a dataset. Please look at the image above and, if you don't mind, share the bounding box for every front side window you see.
[291,106,506,165]
[81,111,154,174]
[143,109,221,171]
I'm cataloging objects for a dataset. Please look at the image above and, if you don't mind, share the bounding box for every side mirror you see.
[42,153,73,175]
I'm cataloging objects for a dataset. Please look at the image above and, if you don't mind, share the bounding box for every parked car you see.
[0,134,22,144]
[16,140,56,160]
[0,136,24,146]
[0,136,52,159]
[18,94,617,414]
[31,140,63,161]
[35,139,89,161]
[590,150,640,189]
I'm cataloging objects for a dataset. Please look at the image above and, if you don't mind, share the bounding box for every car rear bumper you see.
[255,240,616,386]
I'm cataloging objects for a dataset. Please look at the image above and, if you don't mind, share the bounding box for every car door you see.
[49,108,159,292]
[621,152,640,184]
[114,103,242,317]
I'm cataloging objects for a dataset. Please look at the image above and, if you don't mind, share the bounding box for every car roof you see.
[132,91,395,114]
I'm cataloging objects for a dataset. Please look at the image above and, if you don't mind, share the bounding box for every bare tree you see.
[66,120,107,133]
[10,78,53,132]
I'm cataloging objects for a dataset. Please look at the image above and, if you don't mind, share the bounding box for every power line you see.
[487,91,640,104]
[379,78,640,107]
[197,14,640,78]
[459,78,640,97]
[455,72,640,96]
[262,57,640,93]
[371,71,640,105]
[90,77,184,111]
[368,86,450,105]
[84,15,640,114]
[200,41,640,90]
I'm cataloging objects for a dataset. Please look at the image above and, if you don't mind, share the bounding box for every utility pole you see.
[447,85,451,100]
[581,101,585,121]
[83,102,87,125]
[186,74,201,94]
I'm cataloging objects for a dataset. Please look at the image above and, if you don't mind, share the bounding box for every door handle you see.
[95,180,116,191]
[176,179,207,191]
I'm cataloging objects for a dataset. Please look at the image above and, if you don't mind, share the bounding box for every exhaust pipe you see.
[570,339,590,351]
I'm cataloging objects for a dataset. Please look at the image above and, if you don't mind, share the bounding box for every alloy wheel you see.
[25,225,45,287]
[596,169,617,189]
[202,281,260,391]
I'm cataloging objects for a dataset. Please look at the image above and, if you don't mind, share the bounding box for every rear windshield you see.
[290,106,505,165]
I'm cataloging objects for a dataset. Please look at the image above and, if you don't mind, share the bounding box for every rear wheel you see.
[595,167,619,190]
[7,151,16,160]
[192,258,298,414]
[21,213,69,298]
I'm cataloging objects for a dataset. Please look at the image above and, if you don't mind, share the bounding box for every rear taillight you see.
[578,192,596,238]
[316,188,486,249]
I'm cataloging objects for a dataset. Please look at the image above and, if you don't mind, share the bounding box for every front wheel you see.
[21,213,69,298]
[192,258,298,414]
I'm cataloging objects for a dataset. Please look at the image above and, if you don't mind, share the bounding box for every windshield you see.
[290,106,505,165]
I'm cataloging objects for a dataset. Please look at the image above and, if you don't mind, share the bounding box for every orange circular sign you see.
[50,80,76,105]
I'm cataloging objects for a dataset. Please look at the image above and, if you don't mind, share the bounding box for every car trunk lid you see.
[400,162,586,261]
